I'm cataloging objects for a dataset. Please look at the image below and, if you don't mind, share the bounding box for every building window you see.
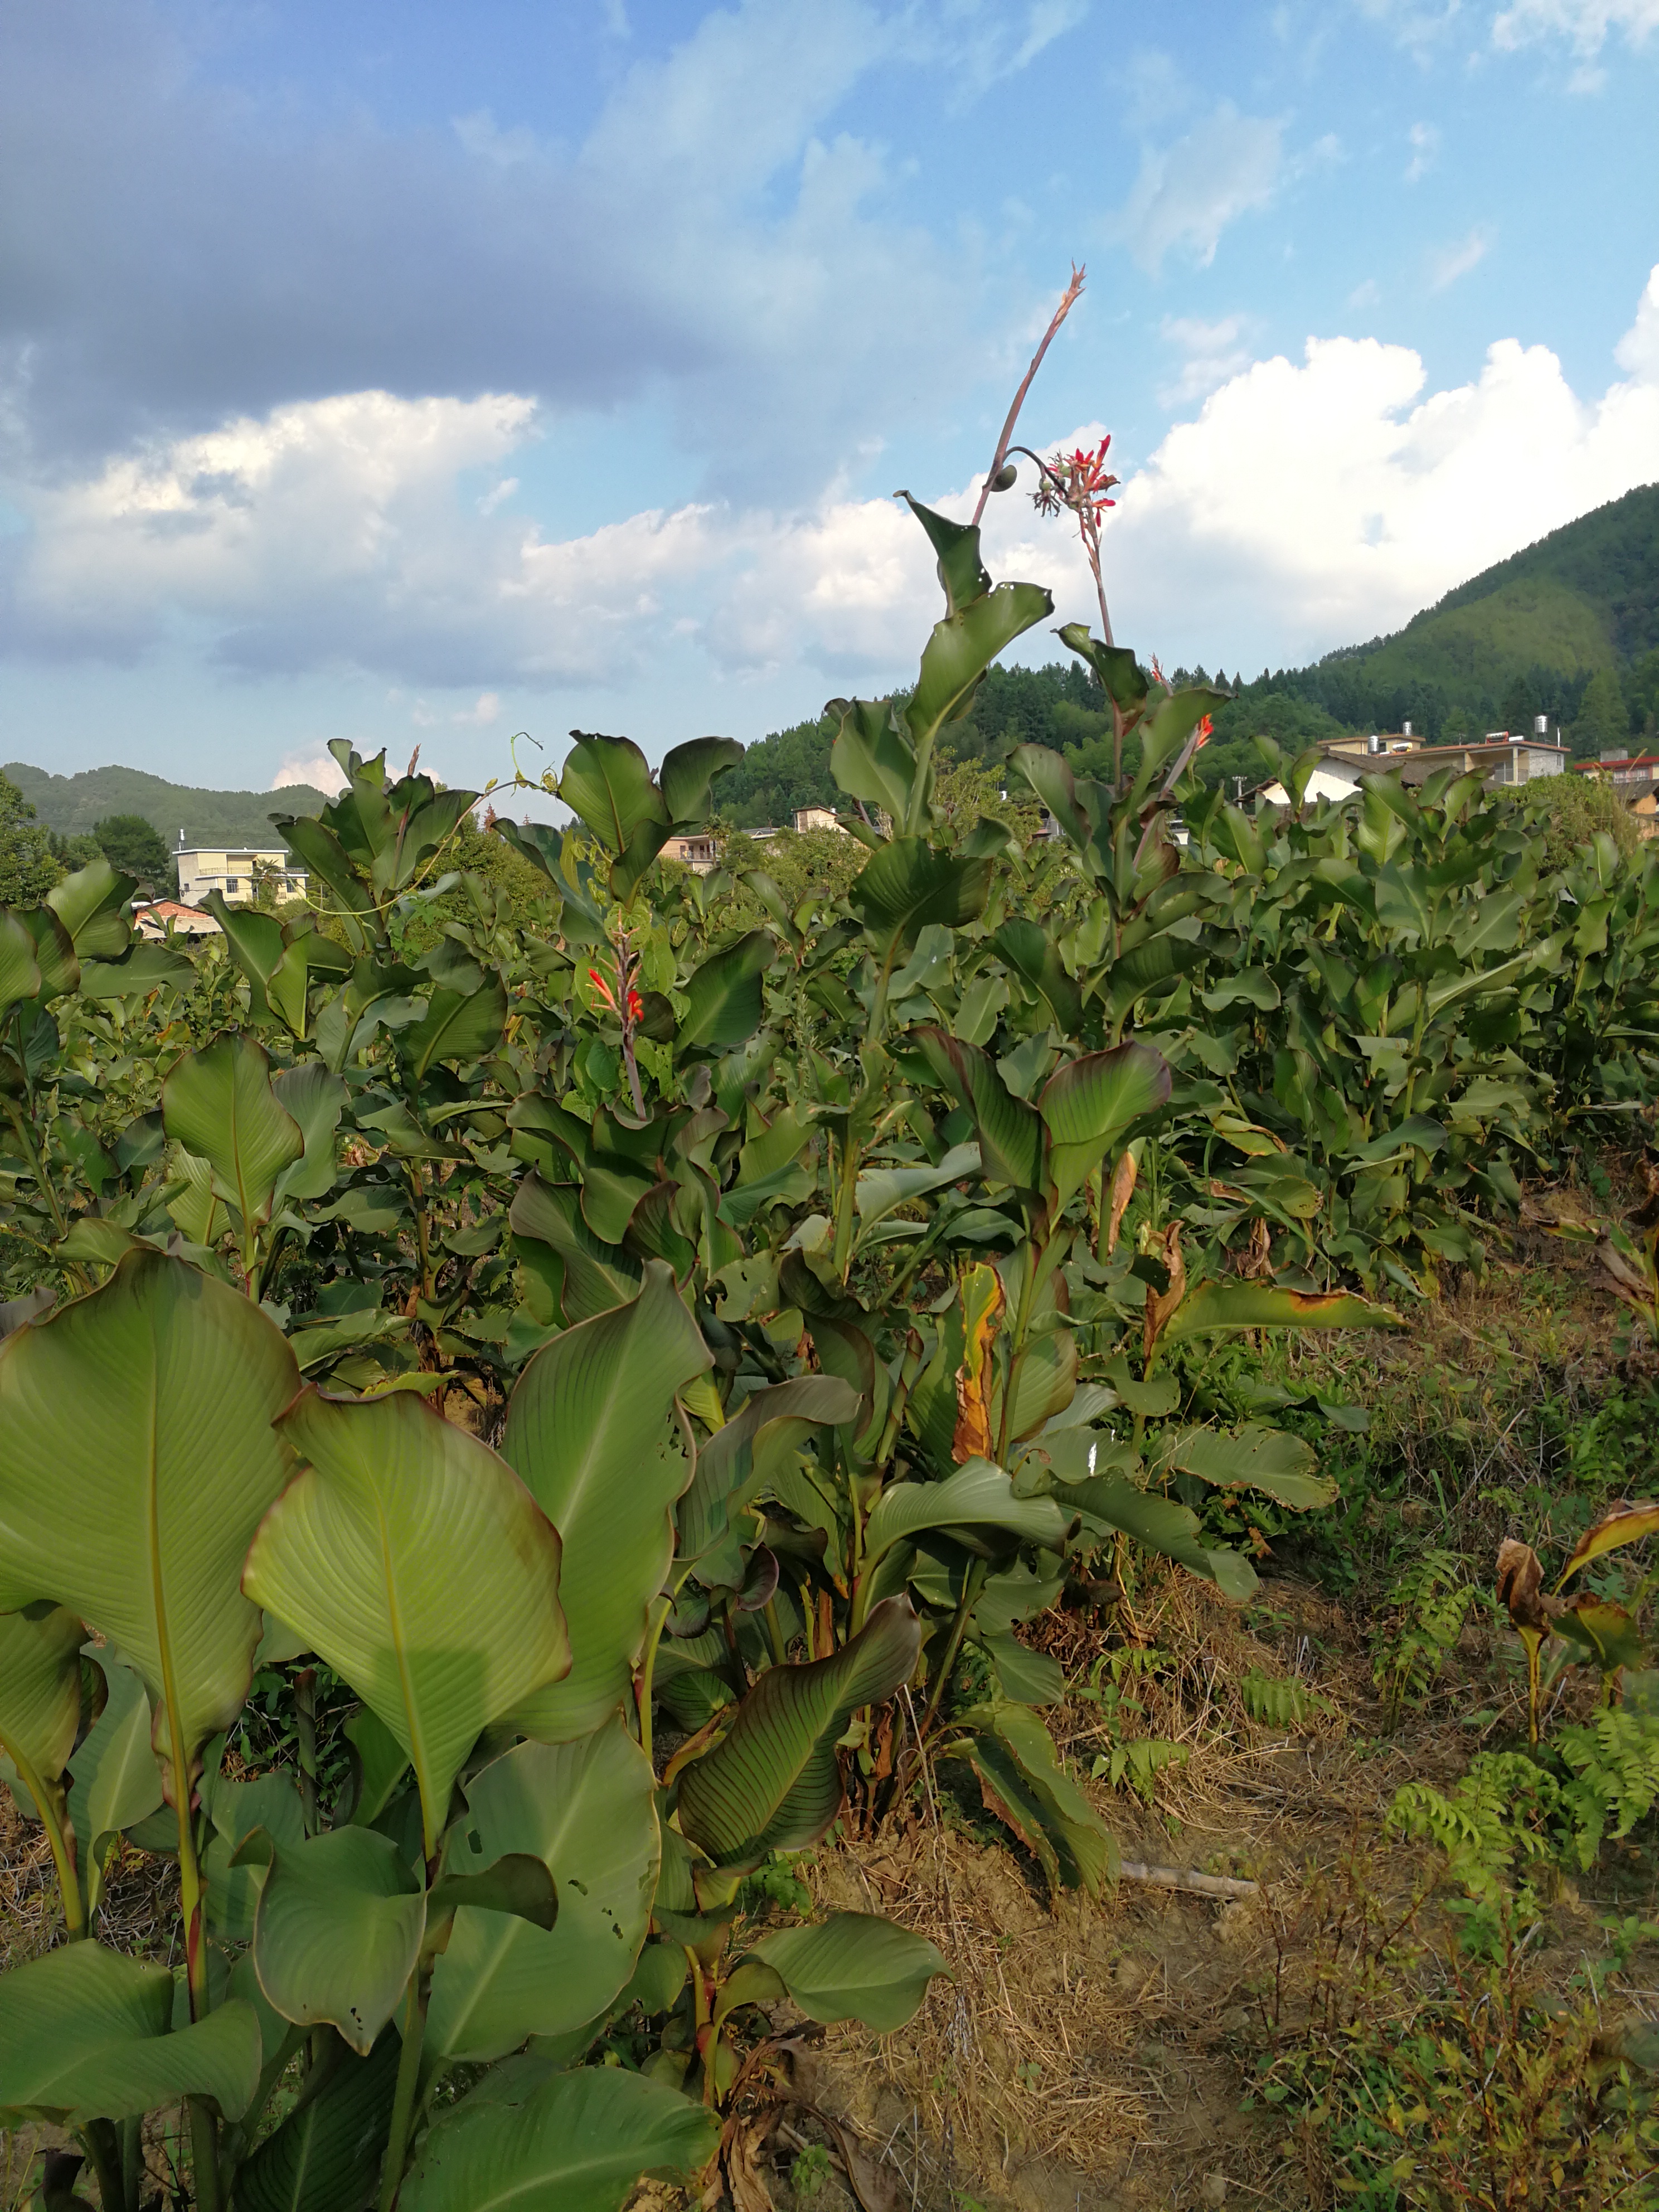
[226,879,240,892]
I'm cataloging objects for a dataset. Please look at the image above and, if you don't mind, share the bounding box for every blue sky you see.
[1,0,1656,804]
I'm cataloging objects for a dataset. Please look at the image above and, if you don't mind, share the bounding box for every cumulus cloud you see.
[8,265,1658,709]
[1112,105,1286,273]
[1097,262,1659,667]
[273,751,349,795]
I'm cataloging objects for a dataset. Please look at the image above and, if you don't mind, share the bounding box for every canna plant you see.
[7,301,1659,2205]
[0,1249,950,2209]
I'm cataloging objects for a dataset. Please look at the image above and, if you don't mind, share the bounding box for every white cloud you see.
[454,692,502,725]
[1112,105,1286,273]
[1158,316,1255,406]
[1405,120,1439,180]
[10,268,1659,712]
[1491,0,1659,53]
[273,750,349,795]
[1428,223,1493,289]
[1095,261,1659,668]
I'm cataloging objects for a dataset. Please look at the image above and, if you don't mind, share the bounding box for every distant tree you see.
[1568,667,1631,759]
[1500,673,1539,736]
[48,828,104,870]
[1521,768,1642,868]
[0,772,61,905]
[1627,648,1659,746]
[93,812,173,888]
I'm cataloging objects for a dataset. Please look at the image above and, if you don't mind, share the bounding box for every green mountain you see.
[1,761,329,847]
[1277,481,1659,751]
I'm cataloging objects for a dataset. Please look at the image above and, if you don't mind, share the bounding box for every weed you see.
[1374,1548,1474,1719]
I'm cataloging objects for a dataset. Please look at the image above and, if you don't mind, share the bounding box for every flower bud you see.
[989,462,1018,492]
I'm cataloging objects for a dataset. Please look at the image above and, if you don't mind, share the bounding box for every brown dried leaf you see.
[950,1264,1005,1464]
[1105,1147,1138,1256]
[1141,1221,1186,1366]
[1496,1538,1549,1632]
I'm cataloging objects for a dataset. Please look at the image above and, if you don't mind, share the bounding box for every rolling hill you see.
[1278,481,1659,748]
[1,761,329,847]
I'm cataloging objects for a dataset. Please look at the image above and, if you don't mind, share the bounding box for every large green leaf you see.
[676,1374,862,1568]
[751,1912,950,2031]
[676,1597,920,1871]
[913,1028,1043,1192]
[234,2027,401,2212]
[244,1388,569,1856]
[854,1141,981,1233]
[861,1459,1068,1577]
[1055,1474,1258,1599]
[994,919,1083,1035]
[80,941,195,998]
[242,1827,424,2055]
[401,2064,718,2212]
[0,1251,299,1804]
[659,735,744,825]
[67,1651,164,1907]
[0,1604,82,1827]
[270,1063,347,1206]
[426,1719,659,2064]
[1163,1282,1406,1342]
[948,1699,1114,1896]
[677,932,775,1051]
[402,979,509,1076]
[502,1263,710,1742]
[46,857,134,960]
[0,1942,260,2124]
[828,698,917,824]
[17,906,80,1000]
[558,733,669,855]
[905,584,1055,778]
[1166,1425,1335,1510]
[510,1173,642,1325]
[1038,1044,1171,1217]
[161,1035,304,1232]
[0,913,42,1018]
[850,840,992,960]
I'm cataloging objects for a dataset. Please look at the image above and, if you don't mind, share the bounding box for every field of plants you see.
[4,476,1659,2212]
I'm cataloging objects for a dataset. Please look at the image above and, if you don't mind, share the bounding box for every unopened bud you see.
[989,462,1018,492]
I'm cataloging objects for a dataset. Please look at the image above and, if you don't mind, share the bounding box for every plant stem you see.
[12,1760,84,1937]
[636,1593,675,1769]
[831,1122,860,1283]
[294,1667,319,1836]
[918,1557,988,1740]
[379,1973,427,2212]
[970,266,1086,528]
[186,2095,224,2212]
[79,2120,125,2211]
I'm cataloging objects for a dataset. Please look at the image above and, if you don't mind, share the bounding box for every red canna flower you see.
[1194,714,1213,749]
[627,988,644,1021]
[587,967,619,1015]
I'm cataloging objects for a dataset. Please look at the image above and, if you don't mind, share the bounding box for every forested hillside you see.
[717,482,1659,817]
[1,760,329,846]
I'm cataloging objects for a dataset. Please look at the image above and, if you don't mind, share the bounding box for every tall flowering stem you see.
[970,264,1086,528]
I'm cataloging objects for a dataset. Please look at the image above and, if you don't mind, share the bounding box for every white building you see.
[174,840,308,906]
